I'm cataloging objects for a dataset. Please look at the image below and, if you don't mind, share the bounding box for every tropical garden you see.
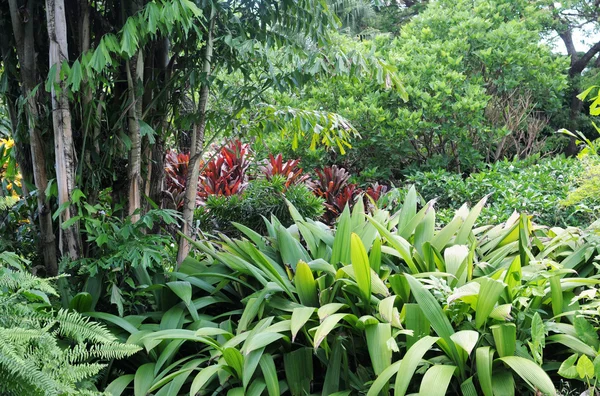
[1,0,600,395]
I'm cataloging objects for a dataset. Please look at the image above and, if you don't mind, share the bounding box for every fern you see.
[0,253,141,395]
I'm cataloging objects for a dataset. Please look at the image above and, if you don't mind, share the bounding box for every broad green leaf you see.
[223,348,244,379]
[574,316,600,350]
[414,209,435,259]
[284,348,313,396]
[350,233,371,303]
[331,206,351,265]
[318,303,347,321]
[547,334,597,357]
[367,360,402,396]
[367,216,418,273]
[291,307,316,342]
[106,374,134,396]
[498,356,556,395]
[558,353,579,379]
[369,237,382,274]
[476,347,494,396]
[134,363,155,396]
[405,303,430,349]
[259,354,279,396]
[313,313,356,349]
[190,365,222,396]
[379,295,402,328]
[491,323,516,358]
[455,195,489,245]
[243,332,285,355]
[418,365,456,396]
[365,323,393,376]
[475,278,505,329]
[166,281,192,305]
[295,261,319,307]
[576,354,595,379]
[322,338,344,395]
[450,330,479,356]
[444,245,469,287]
[549,275,563,319]
[394,336,439,396]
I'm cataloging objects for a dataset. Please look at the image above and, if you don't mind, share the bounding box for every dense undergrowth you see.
[3,189,600,395]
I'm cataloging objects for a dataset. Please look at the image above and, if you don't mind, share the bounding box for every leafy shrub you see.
[199,140,251,198]
[0,252,140,395]
[164,150,204,209]
[65,189,180,316]
[196,175,324,235]
[99,189,600,395]
[406,155,597,227]
[260,153,310,187]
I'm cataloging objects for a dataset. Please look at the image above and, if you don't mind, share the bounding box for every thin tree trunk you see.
[177,17,215,264]
[9,0,59,275]
[126,53,144,222]
[46,0,81,260]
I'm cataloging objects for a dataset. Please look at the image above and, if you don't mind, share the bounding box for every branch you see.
[571,40,600,76]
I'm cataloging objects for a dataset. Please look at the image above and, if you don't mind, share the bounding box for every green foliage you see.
[263,0,568,176]
[96,191,600,395]
[64,189,180,316]
[0,253,140,395]
[405,155,597,227]
[197,175,324,235]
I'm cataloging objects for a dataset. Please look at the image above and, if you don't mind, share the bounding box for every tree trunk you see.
[46,0,81,260]
[9,0,59,275]
[149,37,171,208]
[177,17,215,264]
[126,53,144,222]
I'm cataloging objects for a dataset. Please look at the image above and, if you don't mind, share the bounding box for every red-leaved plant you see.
[260,154,309,188]
[199,140,250,198]
[308,165,362,224]
[164,150,205,209]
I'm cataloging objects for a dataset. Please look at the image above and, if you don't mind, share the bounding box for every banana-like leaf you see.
[418,365,456,396]
[379,295,402,328]
[450,330,479,357]
[549,275,563,319]
[397,185,417,233]
[414,209,435,259]
[394,336,439,396]
[431,209,465,251]
[318,303,347,320]
[242,332,286,355]
[492,370,515,396]
[106,374,134,396]
[498,356,556,395]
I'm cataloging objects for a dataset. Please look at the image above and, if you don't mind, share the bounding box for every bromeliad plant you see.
[97,186,600,395]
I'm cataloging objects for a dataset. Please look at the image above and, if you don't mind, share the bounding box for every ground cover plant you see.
[58,189,600,395]
[405,155,597,228]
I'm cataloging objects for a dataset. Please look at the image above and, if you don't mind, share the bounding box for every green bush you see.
[0,252,140,395]
[97,189,600,395]
[406,155,597,227]
[196,175,325,235]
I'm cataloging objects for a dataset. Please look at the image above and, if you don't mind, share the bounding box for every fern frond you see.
[55,309,117,344]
